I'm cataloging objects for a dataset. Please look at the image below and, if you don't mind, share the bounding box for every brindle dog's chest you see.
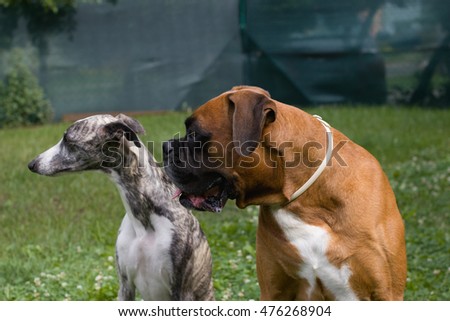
[116,213,174,300]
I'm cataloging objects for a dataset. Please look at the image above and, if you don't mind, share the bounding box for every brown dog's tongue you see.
[173,189,183,199]
[187,195,207,208]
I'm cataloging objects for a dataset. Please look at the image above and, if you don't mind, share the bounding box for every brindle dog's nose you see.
[28,159,38,172]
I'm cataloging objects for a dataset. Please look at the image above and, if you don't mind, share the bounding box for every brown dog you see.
[163,86,407,300]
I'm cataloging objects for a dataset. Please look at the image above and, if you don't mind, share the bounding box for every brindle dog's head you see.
[28,114,145,176]
[163,86,285,212]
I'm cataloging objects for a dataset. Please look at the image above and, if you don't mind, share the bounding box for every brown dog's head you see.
[163,86,287,212]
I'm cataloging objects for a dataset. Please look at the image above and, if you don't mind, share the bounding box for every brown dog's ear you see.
[115,114,146,135]
[231,85,271,98]
[229,90,276,156]
[103,121,142,148]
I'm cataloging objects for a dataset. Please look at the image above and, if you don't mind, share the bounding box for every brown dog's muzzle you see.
[163,138,233,213]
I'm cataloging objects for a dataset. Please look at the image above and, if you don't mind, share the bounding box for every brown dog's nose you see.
[163,140,176,159]
[163,140,177,169]
[162,140,171,155]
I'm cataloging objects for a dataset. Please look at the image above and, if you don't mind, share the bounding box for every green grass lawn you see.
[0,107,448,301]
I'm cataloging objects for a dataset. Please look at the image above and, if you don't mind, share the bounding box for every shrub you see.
[0,49,53,128]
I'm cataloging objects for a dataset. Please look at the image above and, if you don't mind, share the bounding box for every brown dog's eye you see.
[187,131,196,141]
[186,127,210,145]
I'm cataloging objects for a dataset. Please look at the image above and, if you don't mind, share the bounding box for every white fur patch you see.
[273,209,358,300]
[35,139,63,175]
[112,172,175,300]
[116,213,174,301]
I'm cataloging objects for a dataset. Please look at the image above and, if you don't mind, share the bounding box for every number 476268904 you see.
[259,305,331,317]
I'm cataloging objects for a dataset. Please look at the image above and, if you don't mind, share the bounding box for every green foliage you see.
[0,109,448,300]
[0,49,53,128]
[0,0,75,13]
[0,1,77,52]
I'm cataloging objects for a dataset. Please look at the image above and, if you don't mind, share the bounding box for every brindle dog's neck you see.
[106,147,177,230]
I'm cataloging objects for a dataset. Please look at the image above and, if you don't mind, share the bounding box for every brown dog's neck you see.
[267,104,333,204]
[233,105,336,209]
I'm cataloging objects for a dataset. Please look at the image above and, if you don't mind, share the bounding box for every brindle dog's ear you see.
[116,114,146,135]
[229,90,276,156]
[103,121,142,148]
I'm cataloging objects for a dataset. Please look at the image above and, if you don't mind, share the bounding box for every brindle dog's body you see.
[29,114,214,301]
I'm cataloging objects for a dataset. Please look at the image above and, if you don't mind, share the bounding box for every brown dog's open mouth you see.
[174,177,229,213]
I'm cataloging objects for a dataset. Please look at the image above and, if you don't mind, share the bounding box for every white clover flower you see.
[34,277,41,287]
[221,288,232,300]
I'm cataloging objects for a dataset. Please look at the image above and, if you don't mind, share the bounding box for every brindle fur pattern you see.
[28,114,214,301]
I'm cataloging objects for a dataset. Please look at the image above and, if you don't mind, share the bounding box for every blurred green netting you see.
[0,0,448,120]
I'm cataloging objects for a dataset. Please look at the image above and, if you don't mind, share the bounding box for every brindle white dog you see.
[28,114,214,301]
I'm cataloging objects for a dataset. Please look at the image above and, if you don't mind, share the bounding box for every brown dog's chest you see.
[258,208,358,300]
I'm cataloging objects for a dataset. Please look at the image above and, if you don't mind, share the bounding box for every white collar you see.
[285,115,333,205]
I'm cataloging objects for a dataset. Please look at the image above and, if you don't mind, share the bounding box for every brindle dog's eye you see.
[63,132,77,147]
